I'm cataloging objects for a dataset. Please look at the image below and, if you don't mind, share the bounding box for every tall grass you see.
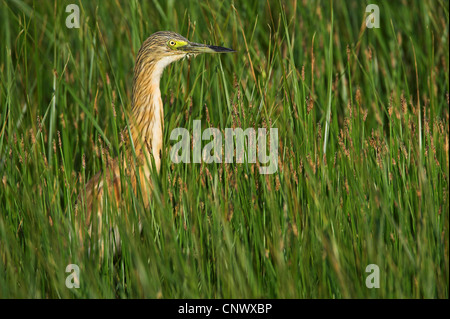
[0,0,448,298]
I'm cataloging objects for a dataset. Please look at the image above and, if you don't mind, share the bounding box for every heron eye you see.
[169,40,176,46]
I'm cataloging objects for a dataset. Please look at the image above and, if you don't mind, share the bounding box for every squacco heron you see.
[77,31,234,244]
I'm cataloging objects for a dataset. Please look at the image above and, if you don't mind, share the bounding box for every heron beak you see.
[180,42,235,54]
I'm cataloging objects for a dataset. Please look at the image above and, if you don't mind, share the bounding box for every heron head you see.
[138,31,234,69]
[132,31,234,110]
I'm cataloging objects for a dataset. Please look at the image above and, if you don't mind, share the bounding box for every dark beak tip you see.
[209,45,236,53]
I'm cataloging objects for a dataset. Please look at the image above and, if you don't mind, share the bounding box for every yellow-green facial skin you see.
[167,39,188,50]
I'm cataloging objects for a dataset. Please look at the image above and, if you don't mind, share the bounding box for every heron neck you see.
[130,64,164,172]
